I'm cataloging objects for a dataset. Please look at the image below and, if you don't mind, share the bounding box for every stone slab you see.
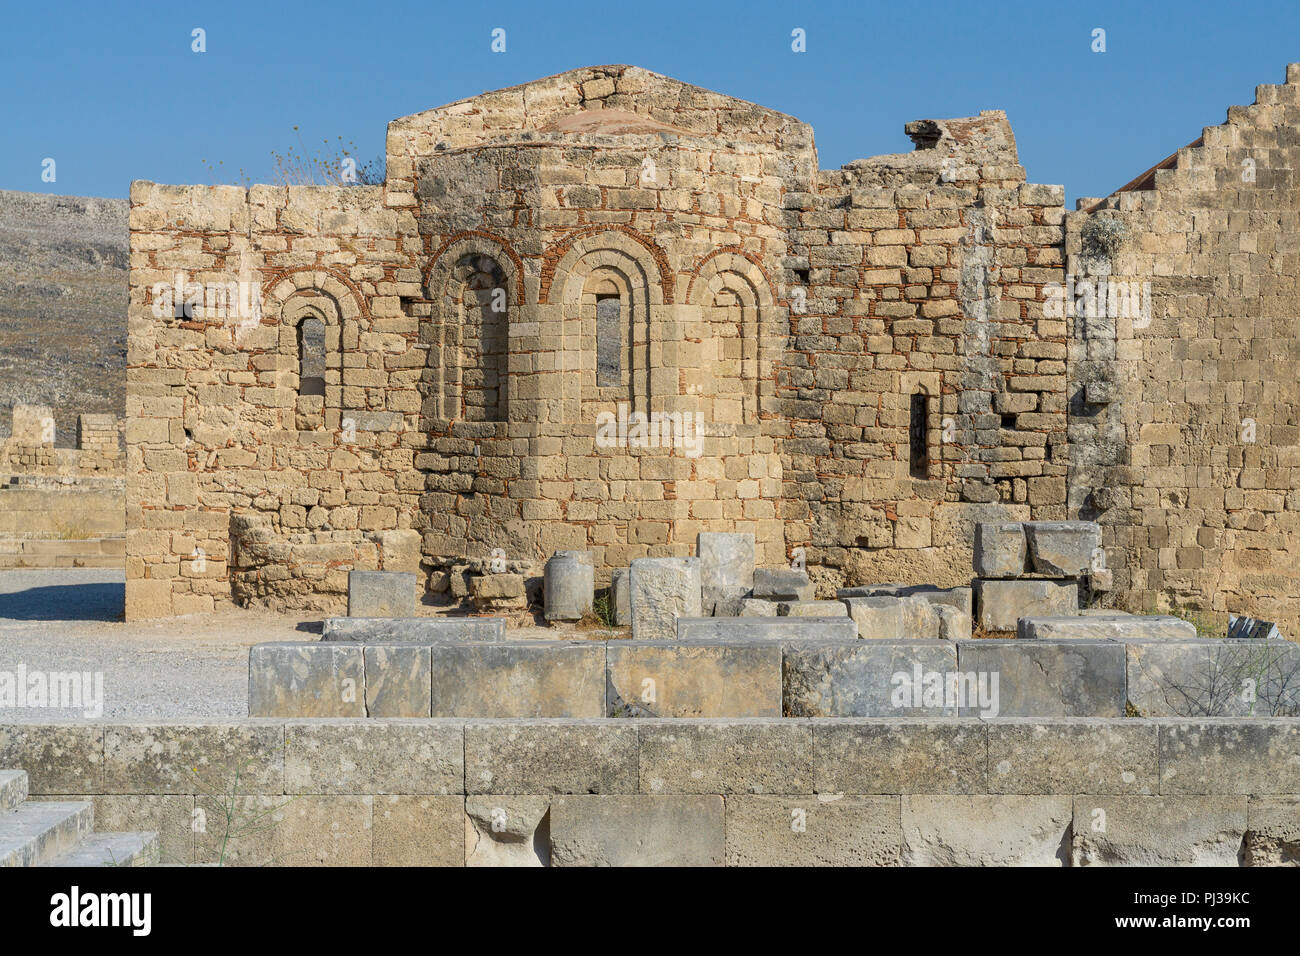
[610,568,631,626]
[955,640,1125,718]
[697,532,755,617]
[464,719,638,794]
[778,600,848,617]
[284,719,463,794]
[605,643,781,718]
[975,578,1078,632]
[102,721,284,795]
[901,795,1072,866]
[1126,638,1300,717]
[675,616,857,643]
[248,643,365,718]
[363,645,431,717]
[1071,796,1247,866]
[323,616,507,642]
[813,719,986,793]
[1017,614,1196,641]
[783,640,961,717]
[986,719,1158,794]
[1159,719,1300,795]
[1023,520,1100,577]
[724,795,901,866]
[638,720,813,793]
[752,567,814,601]
[974,522,1027,578]
[549,795,724,866]
[430,642,605,718]
[629,557,701,641]
[347,570,417,618]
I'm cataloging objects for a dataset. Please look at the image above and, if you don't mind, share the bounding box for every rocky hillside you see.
[0,189,127,445]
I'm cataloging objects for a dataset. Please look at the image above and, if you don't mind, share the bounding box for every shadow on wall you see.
[0,579,124,622]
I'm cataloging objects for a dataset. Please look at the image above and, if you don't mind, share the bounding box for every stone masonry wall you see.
[3,718,1297,866]
[1067,64,1300,633]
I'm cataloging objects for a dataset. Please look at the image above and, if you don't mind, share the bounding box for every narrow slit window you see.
[596,294,621,388]
[909,391,930,478]
[298,316,326,397]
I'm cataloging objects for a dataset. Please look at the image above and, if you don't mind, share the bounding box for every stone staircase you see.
[0,770,158,867]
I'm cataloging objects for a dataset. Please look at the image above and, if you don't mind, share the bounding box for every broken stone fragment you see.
[752,567,814,601]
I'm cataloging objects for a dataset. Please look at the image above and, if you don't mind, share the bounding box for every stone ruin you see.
[124,63,1300,638]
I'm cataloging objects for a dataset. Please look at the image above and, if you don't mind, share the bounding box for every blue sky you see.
[2,0,1296,204]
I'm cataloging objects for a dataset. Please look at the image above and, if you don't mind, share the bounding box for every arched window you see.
[298,315,326,397]
[460,258,508,422]
[596,293,622,388]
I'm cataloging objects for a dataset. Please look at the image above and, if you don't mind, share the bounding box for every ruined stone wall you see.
[0,404,122,476]
[783,113,1069,591]
[1066,64,1300,632]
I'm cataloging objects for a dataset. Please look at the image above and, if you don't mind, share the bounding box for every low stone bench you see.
[1016,614,1196,641]
[1126,638,1300,717]
[675,616,858,642]
[322,617,507,642]
[954,639,1126,718]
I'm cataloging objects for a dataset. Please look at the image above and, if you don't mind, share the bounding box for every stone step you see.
[36,831,160,867]
[0,801,95,867]
[0,770,28,811]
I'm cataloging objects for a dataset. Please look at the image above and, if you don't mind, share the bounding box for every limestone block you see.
[377,529,422,574]
[697,532,755,616]
[1017,614,1196,641]
[1071,796,1247,866]
[725,795,902,866]
[638,720,813,793]
[101,721,283,795]
[544,552,593,622]
[606,644,782,718]
[323,617,506,642]
[465,796,550,866]
[975,578,1077,631]
[783,640,960,717]
[549,795,724,866]
[901,795,1071,866]
[935,606,973,641]
[373,795,465,866]
[629,556,701,641]
[738,598,778,616]
[1159,720,1300,795]
[986,719,1158,794]
[955,640,1126,717]
[363,645,431,717]
[837,584,905,599]
[900,585,973,617]
[974,522,1027,578]
[470,573,527,610]
[610,568,631,625]
[843,596,904,639]
[813,719,986,794]
[464,719,638,794]
[1244,797,1300,866]
[1127,639,1300,717]
[752,567,815,601]
[778,600,848,617]
[1023,520,1101,577]
[430,642,605,718]
[284,720,461,794]
[347,570,417,617]
[248,643,365,718]
[675,617,857,642]
[0,724,104,793]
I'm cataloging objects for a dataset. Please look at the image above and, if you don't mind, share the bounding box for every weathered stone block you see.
[248,643,365,718]
[986,719,1158,794]
[0,724,103,793]
[322,617,506,642]
[1017,614,1196,641]
[725,795,901,866]
[1159,720,1300,794]
[697,532,755,617]
[784,641,960,717]
[464,719,638,794]
[430,642,604,718]
[102,721,283,795]
[550,795,724,866]
[752,567,814,601]
[284,719,462,794]
[606,643,781,717]
[1127,639,1300,717]
[813,719,986,793]
[974,522,1027,578]
[610,568,630,625]
[738,598,778,617]
[901,795,1071,866]
[778,600,848,617]
[1071,796,1247,866]
[629,557,702,640]
[975,578,1077,631]
[676,616,857,643]
[638,720,813,793]
[373,795,465,866]
[347,570,417,617]
[1023,520,1100,577]
[364,645,431,717]
[464,796,550,866]
[955,640,1125,717]
[1244,796,1300,866]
